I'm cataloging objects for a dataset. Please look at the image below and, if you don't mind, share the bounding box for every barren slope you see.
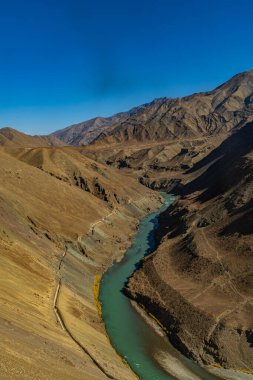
[0,146,161,380]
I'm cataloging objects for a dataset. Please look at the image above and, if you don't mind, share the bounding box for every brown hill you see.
[0,127,65,147]
[0,144,161,380]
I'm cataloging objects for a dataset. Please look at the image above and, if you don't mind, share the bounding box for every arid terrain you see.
[0,70,253,378]
[0,141,161,380]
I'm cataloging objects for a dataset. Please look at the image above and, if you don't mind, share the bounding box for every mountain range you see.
[51,70,253,146]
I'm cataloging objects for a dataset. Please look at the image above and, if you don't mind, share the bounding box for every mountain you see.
[0,127,65,147]
[50,70,253,151]
[93,70,253,144]
[50,106,142,146]
[81,70,253,197]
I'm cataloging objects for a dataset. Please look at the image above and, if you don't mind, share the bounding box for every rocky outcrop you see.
[139,176,182,193]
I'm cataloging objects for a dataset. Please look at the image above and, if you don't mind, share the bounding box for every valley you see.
[0,69,252,379]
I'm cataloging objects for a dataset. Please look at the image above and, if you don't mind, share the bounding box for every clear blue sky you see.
[0,0,253,135]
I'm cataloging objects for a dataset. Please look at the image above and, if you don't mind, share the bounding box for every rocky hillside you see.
[94,70,253,144]
[126,122,253,372]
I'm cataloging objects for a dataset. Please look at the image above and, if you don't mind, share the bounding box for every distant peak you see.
[0,127,17,133]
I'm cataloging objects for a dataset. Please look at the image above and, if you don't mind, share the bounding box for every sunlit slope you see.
[4,146,148,206]
[0,147,160,380]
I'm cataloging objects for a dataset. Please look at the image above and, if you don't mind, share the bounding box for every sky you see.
[0,0,253,135]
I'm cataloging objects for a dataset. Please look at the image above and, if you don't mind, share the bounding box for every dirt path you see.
[88,195,149,235]
[89,209,116,235]
[52,244,117,380]
[51,195,152,380]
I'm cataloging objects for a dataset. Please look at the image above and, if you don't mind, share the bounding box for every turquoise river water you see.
[99,194,221,380]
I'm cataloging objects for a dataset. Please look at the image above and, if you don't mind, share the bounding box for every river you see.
[99,194,221,380]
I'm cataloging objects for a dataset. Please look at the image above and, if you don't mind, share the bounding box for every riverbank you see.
[99,194,228,380]
[93,274,102,317]
[126,193,253,375]
[130,301,203,380]
[130,298,253,380]
[99,194,176,380]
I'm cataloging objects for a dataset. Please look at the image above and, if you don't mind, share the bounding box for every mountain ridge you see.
[47,69,253,147]
[0,127,65,147]
[93,69,253,145]
[50,105,143,146]
[3,69,253,148]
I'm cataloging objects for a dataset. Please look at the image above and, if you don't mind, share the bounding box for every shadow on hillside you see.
[184,122,253,202]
